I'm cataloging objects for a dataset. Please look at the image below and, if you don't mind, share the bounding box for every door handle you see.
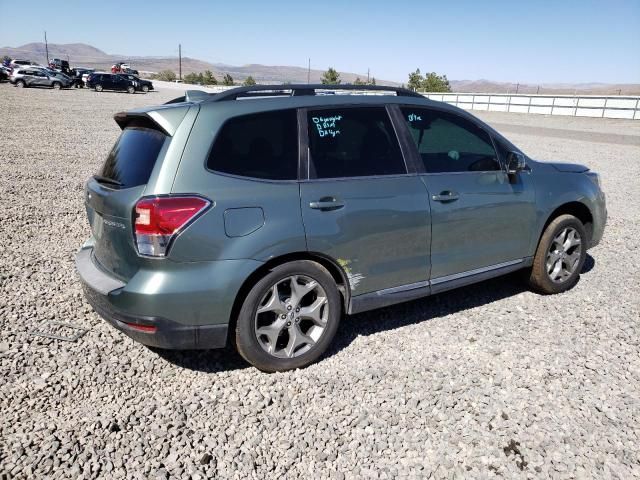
[309,197,345,211]
[432,191,460,202]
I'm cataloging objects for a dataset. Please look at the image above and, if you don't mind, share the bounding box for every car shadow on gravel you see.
[150,345,250,373]
[152,255,595,372]
[325,254,596,357]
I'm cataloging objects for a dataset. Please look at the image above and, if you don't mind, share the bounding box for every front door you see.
[397,106,536,281]
[299,106,431,298]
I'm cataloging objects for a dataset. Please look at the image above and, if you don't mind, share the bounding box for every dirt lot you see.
[0,84,639,479]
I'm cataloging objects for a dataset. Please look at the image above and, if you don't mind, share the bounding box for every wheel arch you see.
[227,251,351,341]
[539,201,594,246]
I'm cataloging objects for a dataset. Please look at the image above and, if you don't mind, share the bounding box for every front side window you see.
[401,107,500,173]
[207,109,298,180]
[307,107,406,179]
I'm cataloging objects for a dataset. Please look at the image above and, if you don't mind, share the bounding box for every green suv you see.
[76,85,607,371]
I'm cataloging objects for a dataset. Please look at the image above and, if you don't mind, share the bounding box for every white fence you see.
[155,82,640,120]
[422,92,640,120]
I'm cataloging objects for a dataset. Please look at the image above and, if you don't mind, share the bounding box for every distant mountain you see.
[450,79,640,96]
[0,42,392,85]
[2,43,638,94]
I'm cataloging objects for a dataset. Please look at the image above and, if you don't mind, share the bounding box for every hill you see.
[2,43,638,94]
[0,42,390,85]
[449,79,640,96]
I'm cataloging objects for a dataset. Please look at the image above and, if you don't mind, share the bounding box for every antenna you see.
[44,31,49,65]
[307,58,310,84]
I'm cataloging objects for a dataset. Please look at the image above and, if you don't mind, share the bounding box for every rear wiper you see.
[93,175,123,187]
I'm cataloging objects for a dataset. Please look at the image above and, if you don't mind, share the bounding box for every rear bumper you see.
[82,283,228,349]
[75,247,240,350]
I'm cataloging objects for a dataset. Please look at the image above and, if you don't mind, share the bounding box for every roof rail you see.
[208,84,424,101]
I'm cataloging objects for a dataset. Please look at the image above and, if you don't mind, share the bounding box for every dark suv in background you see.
[76,85,606,372]
[87,73,148,93]
[120,74,154,92]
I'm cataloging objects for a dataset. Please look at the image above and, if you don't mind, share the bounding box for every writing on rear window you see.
[407,113,422,122]
[311,115,343,138]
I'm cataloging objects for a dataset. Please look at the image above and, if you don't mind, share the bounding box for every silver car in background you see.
[10,67,73,89]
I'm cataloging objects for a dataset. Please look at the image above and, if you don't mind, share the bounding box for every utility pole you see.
[44,31,49,65]
[367,68,370,83]
[307,58,310,84]
[515,82,519,94]
[536,85,540,94]
[178,44,182,81]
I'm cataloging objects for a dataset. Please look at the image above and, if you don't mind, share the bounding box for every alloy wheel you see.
[254,275,329,358]
[546,227,582,283]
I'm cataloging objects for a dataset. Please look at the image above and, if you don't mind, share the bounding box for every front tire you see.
[127,85,135,94]
[235,260,341,372]
[15,80,25,88]
[141,84,149,93]
[95,84,103,92]
[52,81,61,90]
[528,214,587,294]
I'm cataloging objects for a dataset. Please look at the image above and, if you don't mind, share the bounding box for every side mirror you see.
[506,151,526,174]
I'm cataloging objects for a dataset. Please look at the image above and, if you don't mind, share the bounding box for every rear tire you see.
[95,84,103,92]
[16,80,25,88]
[235,260,341,372]
[52,81,61,90]
[528,214,587,294]
[127,85,135,94]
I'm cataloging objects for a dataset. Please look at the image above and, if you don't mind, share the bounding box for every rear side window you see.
[207,109,298,180]
[307,107,406,179]
[401,107,500,173]
[99,125,167,188]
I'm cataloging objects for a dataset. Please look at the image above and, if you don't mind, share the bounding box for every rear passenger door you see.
[171,108,307,263]
[397,106,536,283]
[110,75,124,90]
[22,70,37,86]
[299,106,431,299]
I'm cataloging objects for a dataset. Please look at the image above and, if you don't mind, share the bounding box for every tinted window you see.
[207,109,298,180]
[401,108,500,173]
[308,107,405,179]
[99,125,167,188]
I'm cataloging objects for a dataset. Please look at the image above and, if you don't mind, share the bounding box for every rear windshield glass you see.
[99,126,166,188]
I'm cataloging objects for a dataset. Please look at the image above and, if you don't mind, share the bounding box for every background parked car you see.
[49,58,71,75]
[10,59,35,68]
[70,68,94,88]
[10,68,73,89]
[86,73,138,93]
[121,74,154,92]
[0,65,10,82]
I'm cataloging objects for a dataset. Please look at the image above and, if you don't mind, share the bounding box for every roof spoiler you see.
[164,89,210,105]
[113,104,190,137]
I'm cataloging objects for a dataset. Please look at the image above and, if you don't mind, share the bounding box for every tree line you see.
[149,69,256,86]
[407,68,451,92]
[147,66,450,92]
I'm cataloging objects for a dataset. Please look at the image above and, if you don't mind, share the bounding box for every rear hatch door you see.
[86,120,169,280]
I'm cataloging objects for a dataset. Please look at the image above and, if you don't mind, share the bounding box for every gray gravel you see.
[1,83,639,479]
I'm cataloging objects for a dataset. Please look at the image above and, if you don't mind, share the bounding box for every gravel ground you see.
[1,83,639,479]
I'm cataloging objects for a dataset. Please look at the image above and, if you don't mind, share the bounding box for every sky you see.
[1,0,639,84]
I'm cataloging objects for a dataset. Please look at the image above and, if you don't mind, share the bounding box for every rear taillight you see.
[134,195,210,257]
